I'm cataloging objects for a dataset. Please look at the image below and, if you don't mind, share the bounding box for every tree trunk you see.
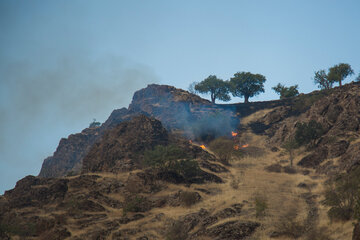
[339,79,342,87]
[211,93,215,103]
[244,95,249,103]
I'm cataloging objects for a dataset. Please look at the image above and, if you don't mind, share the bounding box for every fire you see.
[231,131,238,137]
[242,144,249,148]
[233,145,239,150]
[200,145,206,149]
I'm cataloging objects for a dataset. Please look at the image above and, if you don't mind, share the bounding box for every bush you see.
[165,220,188,240]
[89,118,101,128]
[143,145,200,179]
[123,195,147,216]
[295,120,324,148]
[274,206,305,238]
[272,83,299,99]
[322,166,360,222]
[323,169,360,221]
[179,191,200,207]
[209,137,234,165]
[254,194,268,218]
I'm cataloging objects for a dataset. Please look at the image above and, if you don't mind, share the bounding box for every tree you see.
[194,75,231,103]
[229,72,266,103]
[282,138,298,167]
[328,63,354,87]
[356,73,360,82]
[314,70,334,90]
[188,81,198,94]
[89,118,101,128]
[272,83,299,99]
[295,120,324,148]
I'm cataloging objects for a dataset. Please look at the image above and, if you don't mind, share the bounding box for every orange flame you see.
[242,144,249,148]
[231,131,238,137]
[200,145,206,149]
[233,145,239,150]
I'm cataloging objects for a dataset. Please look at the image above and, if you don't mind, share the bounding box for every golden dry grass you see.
[50,109,355,239]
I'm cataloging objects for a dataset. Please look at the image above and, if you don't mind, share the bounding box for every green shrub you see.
[123,195,146,216]
[165,220,188,240]
[143,144,200,179]
[322,167,360,222]
[272,83,299,99]
[0,222,36,237]
[89,118,101,128]
[209,137,234,165]
[292,90,331,113]
[281,138,298,167]
[295,120,324,148]
[179,191,199,207]
[254,194,268,218]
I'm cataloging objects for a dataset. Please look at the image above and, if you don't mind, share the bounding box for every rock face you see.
[39,127,101,178]
[82,115,169,173]
[39,84,237,178]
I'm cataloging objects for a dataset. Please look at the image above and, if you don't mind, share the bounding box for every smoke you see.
[0,54,158,193]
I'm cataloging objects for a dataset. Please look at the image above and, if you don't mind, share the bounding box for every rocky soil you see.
[3,83,360,239]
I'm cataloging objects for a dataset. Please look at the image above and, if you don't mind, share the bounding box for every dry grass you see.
[57,110,355,239]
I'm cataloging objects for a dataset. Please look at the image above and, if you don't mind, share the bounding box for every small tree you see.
[194,75,231,103]
[229,72,266,103]
[295,120,324,148]
[328,63,354,87]
[282,138,298,167]
[272,83,299,99]
[323,167,360,221]
[314,70,334,90]
[188,81,198,94]
[89,118,101,128]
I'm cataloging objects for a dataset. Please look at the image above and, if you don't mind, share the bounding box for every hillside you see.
[2,83,360,239]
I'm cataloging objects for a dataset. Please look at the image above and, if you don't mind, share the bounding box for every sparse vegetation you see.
[165,220,188,240]
[143,144,200,179]
[254,194,268,218]
[209,137,234,165]
[322,167,360,222]
[0,221,36,237]
[89,118,101,128]
[123,195,147,215]
[274,206,305,239]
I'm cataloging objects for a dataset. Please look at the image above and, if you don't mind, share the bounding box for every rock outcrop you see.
[82,115,169,173]
[39,84,237,178]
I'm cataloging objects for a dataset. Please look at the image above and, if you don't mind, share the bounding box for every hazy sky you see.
[1,0,360,193]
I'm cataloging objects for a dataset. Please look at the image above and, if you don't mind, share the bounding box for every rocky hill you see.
[2,82,360,239]
[39,84,237,178]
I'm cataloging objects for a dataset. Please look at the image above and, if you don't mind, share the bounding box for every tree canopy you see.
[194,75,230,103]
[328,63,354,87]
[229,72,266,103]
[272,83,299,99]
[314,70,333,90]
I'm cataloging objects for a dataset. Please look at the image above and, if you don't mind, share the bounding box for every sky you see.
[1,0,360,193]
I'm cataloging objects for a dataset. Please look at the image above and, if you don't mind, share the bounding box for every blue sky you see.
[1,0,360,193]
